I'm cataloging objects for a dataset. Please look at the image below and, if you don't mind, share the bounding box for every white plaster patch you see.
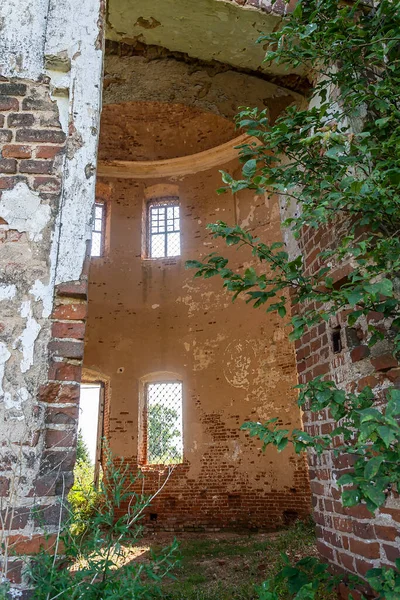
[0,183,51,241]
[46,69,70,133]
[30,279,54,319]
[4,387,30,418]
[0,0,49,79]
[0,343,11,397]
[0,284,17,301]
[151,304,160,309]
[16,301,41,373]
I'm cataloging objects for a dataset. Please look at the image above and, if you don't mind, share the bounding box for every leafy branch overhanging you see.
[186,0,400,572]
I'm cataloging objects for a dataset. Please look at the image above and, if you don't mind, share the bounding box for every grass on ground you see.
[147,519,338,599]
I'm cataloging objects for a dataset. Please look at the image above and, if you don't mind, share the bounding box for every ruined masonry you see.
[0,0,399,596]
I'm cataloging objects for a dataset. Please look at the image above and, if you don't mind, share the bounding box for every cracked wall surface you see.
[0,0,104,594]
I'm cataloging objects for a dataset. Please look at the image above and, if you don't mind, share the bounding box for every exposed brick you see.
[0,177,15,189]
[2,144,32,159]
[0,476,10,497]
[355,557,375,577]
[15,129,66,144]
[7,534,58,555]
[46,405,79,425]
[31,475,57,497]
[350,345,370,362]
[52,321,86,340]
[343,504,374,520]
[39,450,76,475]
[349,538,380,559]
[52,302,87,320]
[380,507,400,521]
[316,540,335,562]
[33,503,69,528]
[352,521,376,540]
[337,551,355,572]
[39,382,80,404]
[0,96,19,111]
[374,525,399,542]
[4,559,24,584]
[383,543,399,563]
[371,354,398,372]
[0,158,17,173]
[22,96,55,111]
[0,507,30,529]
[0,82,27,96]
[48,360,82,382]
[333,517,353,533]
[7,113,35,127]
[32,176,61,193]
[0,130,12,143]
[56,281,88,299]
[36,145,64,159]
[45,429,76,448]
[19,159,53,174]
[48,340,84,359]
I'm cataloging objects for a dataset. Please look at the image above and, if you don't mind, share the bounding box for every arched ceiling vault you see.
[106,0,308,79]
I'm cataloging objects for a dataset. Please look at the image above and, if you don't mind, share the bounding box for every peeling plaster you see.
[4,387,30,419]
[0,0,49,79]
[45,0,104,285]
[17,301,41,373]
[0,343,11,397]
[46,69,70,133]
[0,183,51,241]
[0,285,17,301]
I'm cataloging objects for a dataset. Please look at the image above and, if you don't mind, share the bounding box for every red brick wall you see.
[294,224,400,588]
[0,77,88,589]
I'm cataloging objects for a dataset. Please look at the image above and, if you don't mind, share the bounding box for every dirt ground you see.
[121,520,337,599]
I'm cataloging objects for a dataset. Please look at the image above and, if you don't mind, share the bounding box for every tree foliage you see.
[187,0,400,594]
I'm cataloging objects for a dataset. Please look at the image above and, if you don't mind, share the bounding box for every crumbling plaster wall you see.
[84,100,311,530]
[0,0,104,592]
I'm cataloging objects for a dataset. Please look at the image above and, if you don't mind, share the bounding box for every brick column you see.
[0,0,104,595]
[294,224,400,591]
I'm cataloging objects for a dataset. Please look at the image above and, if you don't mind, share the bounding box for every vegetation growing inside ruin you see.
[29,452,179,600]
[187,0,400,597]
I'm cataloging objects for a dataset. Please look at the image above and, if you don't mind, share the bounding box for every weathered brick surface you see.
[294,221,400,579]
[0,77,87,590]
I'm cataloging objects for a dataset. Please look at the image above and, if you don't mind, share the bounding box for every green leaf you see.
[364,279,393,298]
[377,426,396,448]
[342,490,361,507]
[278,306,287,318]
[242,159,257,177]
[364,456,384,480]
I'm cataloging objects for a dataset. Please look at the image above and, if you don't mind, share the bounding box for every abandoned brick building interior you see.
[0,0,399,596]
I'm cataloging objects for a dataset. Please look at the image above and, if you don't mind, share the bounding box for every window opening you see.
[78,383,103,484]
[148,199,180,258]
[146,381,183,464]
[91,202,105,257]
[332,327,342,354]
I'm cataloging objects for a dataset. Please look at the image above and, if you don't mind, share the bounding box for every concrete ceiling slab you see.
[106,0,299,75]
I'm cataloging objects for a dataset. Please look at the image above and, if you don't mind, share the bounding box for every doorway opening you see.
[78,382,104,486]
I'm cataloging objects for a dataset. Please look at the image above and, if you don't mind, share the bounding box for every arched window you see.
[147,197,180,258]
[139,374,183,465]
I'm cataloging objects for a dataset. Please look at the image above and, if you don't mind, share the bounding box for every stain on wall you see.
[84,101,311,530]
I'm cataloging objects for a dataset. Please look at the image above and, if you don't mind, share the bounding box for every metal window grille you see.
[148,200,180,258]
[91,202,105,257]
[146,382,183,464]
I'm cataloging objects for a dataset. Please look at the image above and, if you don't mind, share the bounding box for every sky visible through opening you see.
[79,383,101,464]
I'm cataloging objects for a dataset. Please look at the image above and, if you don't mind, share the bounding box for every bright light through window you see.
[146,382,183,464]
[91,202,105,257]
[149,200,180,258]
